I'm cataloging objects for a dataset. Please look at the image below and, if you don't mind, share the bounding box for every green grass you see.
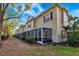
[25,45,79,56]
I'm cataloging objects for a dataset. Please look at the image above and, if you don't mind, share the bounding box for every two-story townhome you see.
[18,4,69,44]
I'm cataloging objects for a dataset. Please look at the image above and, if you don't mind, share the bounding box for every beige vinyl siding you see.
[56,6,63,42]
[26,20,34,31]
[34,7,58,42]
[24,4,69,43]
[63,10,69,27]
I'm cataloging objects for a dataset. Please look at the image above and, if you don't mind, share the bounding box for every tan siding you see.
[63,10,69,27]
[24,5,69,43]
[56,7,63,42]
[26,20,34,31]
[34,7,58,42]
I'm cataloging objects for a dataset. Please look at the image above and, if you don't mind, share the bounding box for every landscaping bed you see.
[67,31,79,47]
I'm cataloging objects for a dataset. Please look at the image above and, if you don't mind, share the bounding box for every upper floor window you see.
[43,16,45,23]
[50,12,53,20]
[43,14,50,23]
[28,23,31,28]
[43,12,53,23]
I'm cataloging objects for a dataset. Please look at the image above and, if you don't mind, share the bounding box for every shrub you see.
[1,35,9,40]
[67,31,79,46]
[21,36,25,41]
[24,36,35,44]
[14,34,20,38]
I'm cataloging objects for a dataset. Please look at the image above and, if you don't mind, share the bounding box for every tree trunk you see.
[0,4,9,47]
[0,17,3,45]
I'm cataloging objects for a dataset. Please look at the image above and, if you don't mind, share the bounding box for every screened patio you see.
[26,28,52,44]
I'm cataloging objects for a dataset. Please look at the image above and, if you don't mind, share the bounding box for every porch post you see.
[34,30,35,41]
[41,28,43,44]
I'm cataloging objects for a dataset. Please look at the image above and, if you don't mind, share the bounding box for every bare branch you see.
[4,8,26,20]
[0,3,2,16]
[19,8,26,17]
[2,3,9,17]
[4,16,20,20]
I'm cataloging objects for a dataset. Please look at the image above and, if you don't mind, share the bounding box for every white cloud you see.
[70,9,79,17]
[32,3,37,6]
[32,3,44,12]
[24,9,38,16]
[23,3,44,17]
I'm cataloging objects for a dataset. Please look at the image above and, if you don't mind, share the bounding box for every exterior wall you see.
[62,10,69,42]
[19,4,69,43]
[15,29,20,34]
[23,26,26,32]
[63,10,69,27]
[34,7,58,43]
[56,7,63,42]
[19,28,23,33]
[25,20,34,31]
[56,7,69,42]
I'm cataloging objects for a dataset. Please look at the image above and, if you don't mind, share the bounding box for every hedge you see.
[67,31,79,45]
[24,36,35,44]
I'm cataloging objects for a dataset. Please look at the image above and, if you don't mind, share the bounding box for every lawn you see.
[25,45,79,56]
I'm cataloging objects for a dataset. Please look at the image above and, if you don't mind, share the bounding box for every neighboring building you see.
[16,4,69,44]
[15,25,25,34]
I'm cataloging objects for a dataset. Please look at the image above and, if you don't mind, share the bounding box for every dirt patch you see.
[0,37,40,56]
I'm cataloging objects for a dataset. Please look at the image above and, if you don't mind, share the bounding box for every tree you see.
[3,19,19,37]
[68,15,73,27]
[67,17,79,45]
[0,3,32,45]
[68,15,79,31]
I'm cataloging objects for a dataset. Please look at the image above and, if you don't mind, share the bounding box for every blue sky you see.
[20,3,79,25]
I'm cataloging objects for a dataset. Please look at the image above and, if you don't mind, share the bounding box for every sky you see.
[20,3,79,25]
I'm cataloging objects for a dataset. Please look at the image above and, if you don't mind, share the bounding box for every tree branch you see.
[4,8,26,20]
[0,4,2,16]
[2,3,5,11]
[4,16,20,20]
[2,3,9,17]
[19,8,26,17]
